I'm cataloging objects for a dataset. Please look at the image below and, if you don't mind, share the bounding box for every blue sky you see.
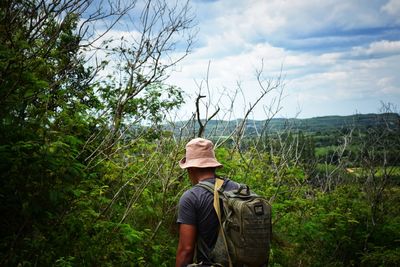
[166,0,400,119]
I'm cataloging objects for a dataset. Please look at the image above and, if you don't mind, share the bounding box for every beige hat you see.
[179,138,223,169]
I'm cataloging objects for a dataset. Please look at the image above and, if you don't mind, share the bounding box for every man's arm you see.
[176,223,196,267]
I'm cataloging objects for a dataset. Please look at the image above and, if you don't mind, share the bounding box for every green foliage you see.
[0,1,183,265]
[211,133,400,267]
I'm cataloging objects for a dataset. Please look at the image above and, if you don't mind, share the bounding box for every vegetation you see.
[1,1,399,266]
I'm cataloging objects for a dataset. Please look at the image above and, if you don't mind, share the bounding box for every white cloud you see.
[381,0,400,17]
[169,37,400,118]
[367,40,400,54]
[377,76,398,94]
[351,40,400,57]
[196,0,397,42]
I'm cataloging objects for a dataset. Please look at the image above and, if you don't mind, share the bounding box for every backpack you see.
[197,178,272,267]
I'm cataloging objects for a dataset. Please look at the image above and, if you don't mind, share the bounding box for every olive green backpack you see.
[197,178,272,267]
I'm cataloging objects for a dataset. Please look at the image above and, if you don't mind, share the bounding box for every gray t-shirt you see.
[177,177,239,262]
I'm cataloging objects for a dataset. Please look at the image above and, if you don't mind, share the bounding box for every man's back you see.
[177,177,238,263]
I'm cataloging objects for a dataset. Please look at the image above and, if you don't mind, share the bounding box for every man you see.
[175,138,238,267]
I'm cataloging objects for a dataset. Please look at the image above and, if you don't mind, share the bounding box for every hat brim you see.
[179,157,223,169]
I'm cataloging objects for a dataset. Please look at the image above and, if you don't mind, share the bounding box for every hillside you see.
[171,113,400,137]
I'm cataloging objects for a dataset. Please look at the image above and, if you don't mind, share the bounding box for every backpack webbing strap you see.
[214,178,233,267]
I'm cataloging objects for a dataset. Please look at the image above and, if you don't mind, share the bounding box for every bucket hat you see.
[179,138,223,169]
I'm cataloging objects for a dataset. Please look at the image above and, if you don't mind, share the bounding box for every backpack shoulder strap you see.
[196,181,214,193]
[213,178,232,267]
[196,177,230,193]
[195,178,232,267]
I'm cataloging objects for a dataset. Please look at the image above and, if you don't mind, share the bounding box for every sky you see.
[165,0,400,119]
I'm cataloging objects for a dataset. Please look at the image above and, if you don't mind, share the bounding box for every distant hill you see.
[168,113,400,137]
[267,113,400,133]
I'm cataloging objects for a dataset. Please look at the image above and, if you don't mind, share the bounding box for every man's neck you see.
[197,174,215,182]
[190,170,216,184]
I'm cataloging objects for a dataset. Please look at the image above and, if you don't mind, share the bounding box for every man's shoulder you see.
[180,187,197,201]
[181,177,240,200]
[179,185,207,204]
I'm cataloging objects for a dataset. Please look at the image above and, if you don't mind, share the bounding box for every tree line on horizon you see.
[169,112,400,137]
